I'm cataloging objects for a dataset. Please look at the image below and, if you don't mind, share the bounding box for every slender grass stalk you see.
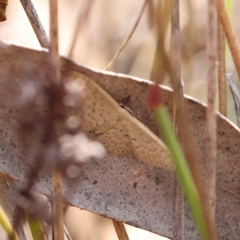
[206,0,217,238]
[0,206,19,240]
[218,13,227,116]
[154,106,208,240]
[49,0,64,239]
[104,0,148,70]
[28,214,46,240]
[171,0,184,238]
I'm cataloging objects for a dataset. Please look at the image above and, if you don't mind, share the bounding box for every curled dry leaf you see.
[0,40,240,239]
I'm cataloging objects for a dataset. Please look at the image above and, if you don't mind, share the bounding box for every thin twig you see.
[171,0,184,238]
[226,73,240,127]
[104,0,148,70]
[149,0,217,239]
[217,0,240,80]
[206,0,217,239]
[217,11,227,116]
[112,220,129,240]
[49,0,60,83]
[68,0,94,58]
[19,0,49,48]
[171,0,183,124]
[52,170,64,240]
[49,0,64,239]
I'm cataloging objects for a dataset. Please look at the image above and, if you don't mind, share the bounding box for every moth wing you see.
[125,115,173,170]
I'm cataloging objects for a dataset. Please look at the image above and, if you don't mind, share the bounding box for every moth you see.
[67,71,174,170]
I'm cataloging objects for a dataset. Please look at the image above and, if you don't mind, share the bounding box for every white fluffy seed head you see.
[59,133,106,162]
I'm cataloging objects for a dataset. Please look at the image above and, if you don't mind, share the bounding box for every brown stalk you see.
[0,0,8,21]
[104,0,148,70]
[52,169,64,240]
[206,0,217,238]
[19,0,49,48]
[217,11,227,116]
[171,0,184,238]
[49,0,64,239]
[217,0,240,80]
[68,0,94,59]
[112,220,129,240]
[149,0,217,239]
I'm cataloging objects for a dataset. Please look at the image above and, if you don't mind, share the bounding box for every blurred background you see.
[0,0,239,239]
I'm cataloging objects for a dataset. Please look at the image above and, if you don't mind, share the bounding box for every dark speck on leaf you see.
[121,95,131,105]
[155,176,160,185]
[225,146,230,151]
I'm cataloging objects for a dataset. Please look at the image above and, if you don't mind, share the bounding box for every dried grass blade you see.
[217,0,240,80]
[51,170,64,240]
[104,0,148,70]
[171,0,184,238]
[206,0,218,239]
[149,0,217,239]
[217,11,227,116]
[49,0,64,239]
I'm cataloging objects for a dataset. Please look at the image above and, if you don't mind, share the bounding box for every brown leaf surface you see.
[0,39,240,239]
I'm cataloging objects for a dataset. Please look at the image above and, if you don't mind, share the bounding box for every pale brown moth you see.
[67,71,174,170]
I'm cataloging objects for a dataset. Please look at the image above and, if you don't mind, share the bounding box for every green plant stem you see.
[154,106,208,240]
[28,214,46,240]
[0,206,19,240]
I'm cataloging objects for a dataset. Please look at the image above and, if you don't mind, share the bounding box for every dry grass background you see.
[0,0,240,239]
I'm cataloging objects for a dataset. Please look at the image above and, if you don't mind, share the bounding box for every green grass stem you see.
[154,106,208,240]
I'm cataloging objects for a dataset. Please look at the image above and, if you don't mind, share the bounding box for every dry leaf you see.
[0,39,239,239]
